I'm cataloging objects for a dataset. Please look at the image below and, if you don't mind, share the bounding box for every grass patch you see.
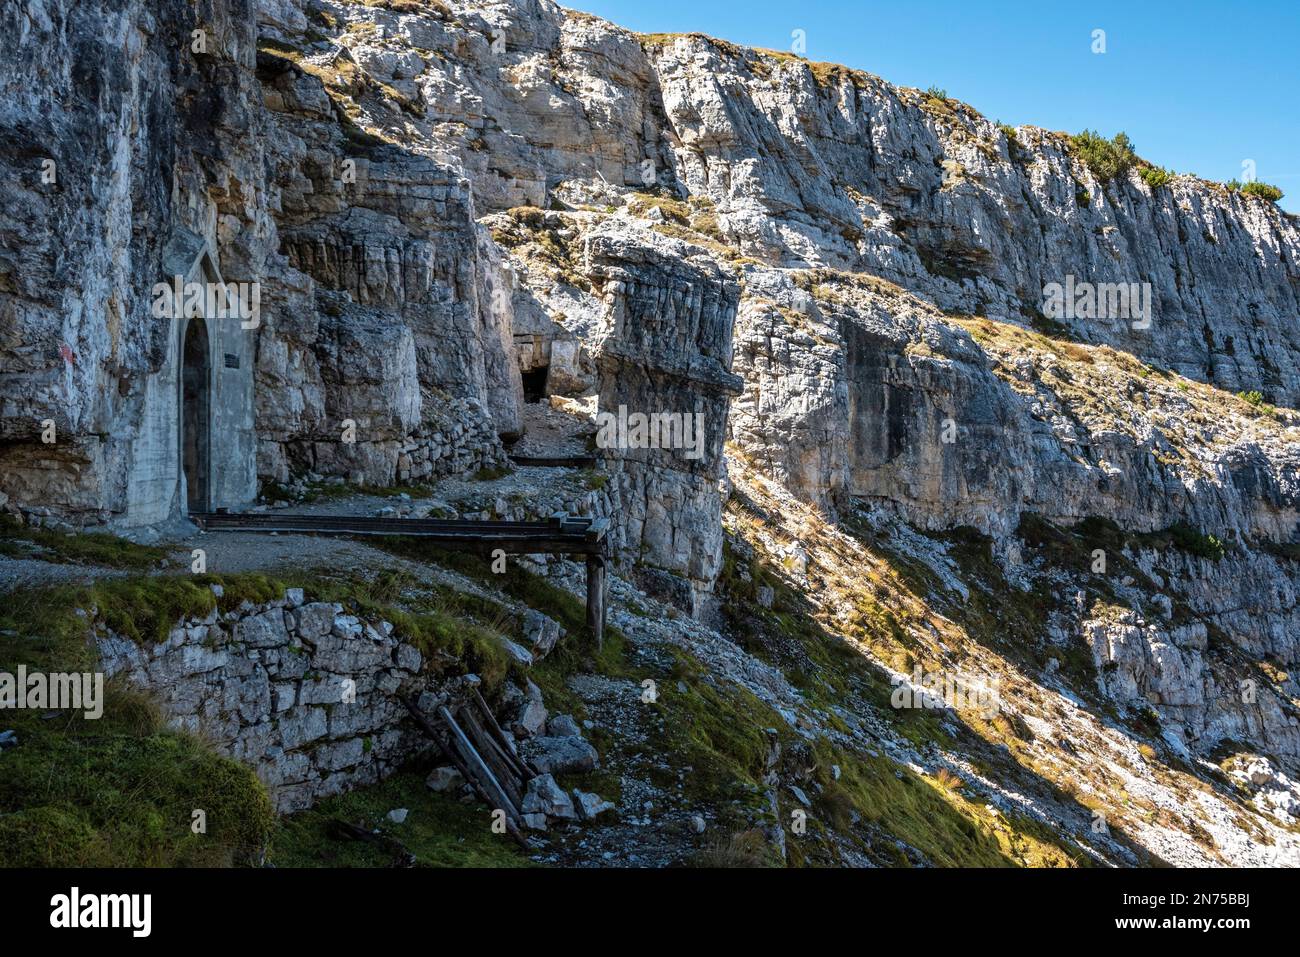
[656,647,784,811]
[0,516,168,570]
[0,579,277,866]
[809,738,1087,867]
[270,769,533,867]
[0,705,274,866]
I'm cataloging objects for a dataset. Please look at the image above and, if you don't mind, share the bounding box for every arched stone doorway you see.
[180,315,211,514]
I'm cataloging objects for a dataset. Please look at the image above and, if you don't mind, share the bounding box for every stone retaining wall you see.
[97,588,430,813]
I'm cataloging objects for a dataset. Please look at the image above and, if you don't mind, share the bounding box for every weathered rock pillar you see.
[588,230,743,614]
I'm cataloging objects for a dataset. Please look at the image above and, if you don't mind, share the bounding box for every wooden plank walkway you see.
[192,510,611,644]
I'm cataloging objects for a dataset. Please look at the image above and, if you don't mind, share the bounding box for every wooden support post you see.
[586,553,606,649]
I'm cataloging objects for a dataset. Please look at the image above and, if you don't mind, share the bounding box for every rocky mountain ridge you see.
[1,0,1297,867]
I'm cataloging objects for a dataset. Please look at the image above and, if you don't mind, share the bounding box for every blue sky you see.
[569,0,1298,212]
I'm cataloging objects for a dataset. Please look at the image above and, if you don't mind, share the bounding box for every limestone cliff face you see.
[0,0,523,526]
[0,0,269,524]
[645,34,1300,407]
[2,0,1297,784]
[301,0,1294,766]
[253,44,524,485]
[586,222,742,610]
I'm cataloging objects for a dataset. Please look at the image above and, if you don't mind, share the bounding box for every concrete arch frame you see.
[120,223,257,528]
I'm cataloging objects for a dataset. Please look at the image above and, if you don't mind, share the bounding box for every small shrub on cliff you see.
[1070,130,1137,182]
[919,86,956,121]
[1168,523,1228,561]
[1139,165,1175,190]
[1237,389,1276,416]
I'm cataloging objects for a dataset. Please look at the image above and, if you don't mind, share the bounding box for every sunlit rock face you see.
[0,0,267,524]
[4,0,1300,863]
[2,0,1297,725]
[644,33,1300,407]
[586,223,742,611]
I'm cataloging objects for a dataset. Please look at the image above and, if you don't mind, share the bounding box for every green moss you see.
[0,516,168,569]
[805,738,1089,867]
[811,739,989,865]
[0,574,228,669]
[658,649,784,807]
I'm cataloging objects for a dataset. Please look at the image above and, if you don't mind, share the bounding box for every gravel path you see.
[0,555,132,591]
[507,398,594,457]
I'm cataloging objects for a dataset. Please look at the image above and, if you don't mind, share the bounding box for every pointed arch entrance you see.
[180,315,211,514]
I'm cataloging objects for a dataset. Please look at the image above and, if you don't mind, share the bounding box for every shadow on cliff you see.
[718,484,1173,866]
[842,512,1275,856]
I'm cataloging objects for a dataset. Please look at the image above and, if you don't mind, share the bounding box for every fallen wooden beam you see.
[474,689,536,778]
[438,704,526,828]
[327,819,416,867]
[400,695,529,848]
[461,706,525,809]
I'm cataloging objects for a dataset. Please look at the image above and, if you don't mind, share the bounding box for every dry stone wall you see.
[97,587,429,812]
